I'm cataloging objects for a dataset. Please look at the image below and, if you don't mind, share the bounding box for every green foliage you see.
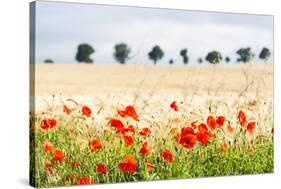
[114,43,131,64]
[205,51,223,64]
[44,59,54,64]
[148,45,164,64]
[236,47,255,63]
[75,44,95,63]
[180,49,189,64]
[259,47,271,61]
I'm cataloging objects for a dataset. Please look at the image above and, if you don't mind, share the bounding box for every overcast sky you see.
[35,1,273,64]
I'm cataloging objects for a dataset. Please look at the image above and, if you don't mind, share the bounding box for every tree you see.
[225,56,230,63]
[75,44,95,63]
[259,47,271,62]
[114,43,131,64]
[205,51,223,64]
[198,57,203,64]
[236,47,254,63]
[44,59,54,63]
[180,48,189,64]
[148,45,164,64]
[169,59,174,64]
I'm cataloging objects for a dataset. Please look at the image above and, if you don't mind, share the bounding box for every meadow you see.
[30,63,273,187]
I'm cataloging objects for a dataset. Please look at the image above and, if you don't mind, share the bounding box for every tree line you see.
[44,43,271,64]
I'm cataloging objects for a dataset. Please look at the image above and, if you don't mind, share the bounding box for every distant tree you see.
[198,57,203,64]
[180,48,189,64]
[114,43,131,64]
[236,47,254,63]
[44,59,54,63]
[148,45,164,65]
[205,51,223,64]
[259,47,271,62]
[169,59,174,64]
[75,43,95,63]
[225,56,230,63]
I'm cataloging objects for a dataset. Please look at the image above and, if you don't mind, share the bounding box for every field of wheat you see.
[29,63,274,187]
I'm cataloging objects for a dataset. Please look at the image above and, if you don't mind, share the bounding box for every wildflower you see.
[42,140,54,153]
[123,135,134,146]
[63,105,72,115]
[139,141,149,155]
[207,115,216,130]
[179,134,197,148]
[90,139,102,151]
[196,132,209,145]
[247,121,256,134]
[139,127,152,137]
[97,163,107,176]
[126,125,135,133]
[170,101,179,112]
[118,105,139,121]
[82,105,92,117]
[41,118,57,130]
[238,110,247,126]
[77,176,90,185]
[111,119,126,134]
[118,155,137,173]
[53,149,65,162]
[160,149,173,163]
[216,116,225,127]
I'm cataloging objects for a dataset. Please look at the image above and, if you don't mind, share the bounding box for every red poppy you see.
[123,135,134,146]
[198,123,208,133]
[97,163,107,176]
[238,110,247,126]
[53,149,65,161]
[216,116,225,127]
[160,149,173,163]
[42,140,54,153]
[41,118,57,130]
[126,125,135,133]
[110,119,126,134]
[139,127,152,137]
[247,121,256,134]
[191,121,198,129]
[170,101,179,112]
[207,115,216,130]
[118,155,137,173]
[196,132,209,145]
[118,105,139,121]
[179,134,197,148]
[139,141,149,155]
[82,106,92,117]
[90,139,102,151]
[63,105,72,115]
[77,176,90,185]
[181,126,195,135]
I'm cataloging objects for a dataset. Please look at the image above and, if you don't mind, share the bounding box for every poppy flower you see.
[126,125,135,133]
[216,116,225,127]
[77,176,90,185]
[170,101,179,112]
[144,160,154,172]
[198,123,208,133]
[90,139,102,151]
[207,115,216,130]
[111,119,126,134]
[53,149,65,161]
[41,118,57,130]
[118,155,137,173]
[139,127,152,137]
[247,121,256,134]
[42,140,54,153]
[191,121,198,129]
[97,163,107,176]
[118,105,139,121]
[123,135,134,146]
[63,105,72,115]
[181,127,195,135]
[226,125,234,135]
[238,110,247,126]
[179,134,197,148]
[82,106,92,117]
[196,132,209,145]
[160,149,173,163]
[139,141,149,155]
